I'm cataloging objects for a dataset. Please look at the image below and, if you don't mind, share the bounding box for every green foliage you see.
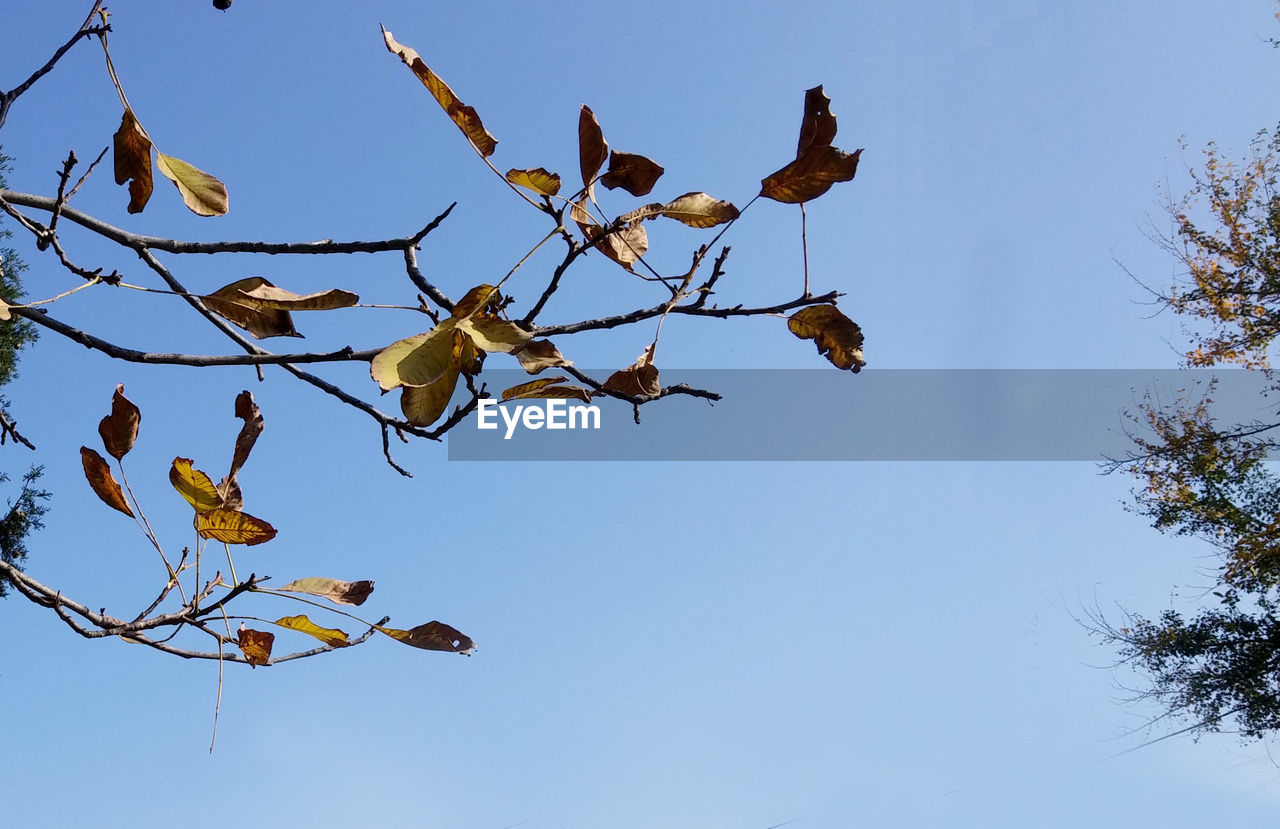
[0,149,38,389]
[0,466,50,598]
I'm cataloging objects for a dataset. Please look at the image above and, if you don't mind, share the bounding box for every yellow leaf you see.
[456,315,532,353]
[370,319,458,391]
[113,109,153,214]
[80,447,134,517]
[788,304,865,372]
[449,284,500,319]
[196,507,277,546]
[382,26,498,157]
[505,167,561,196]
[155,151,228,216]
[169,458,223,513]
[97,384,140,461]
[236,627,274,666]
[273,615,349,648]
[501,377,592,404]
[277,577,374,606]
[377,621,475,654]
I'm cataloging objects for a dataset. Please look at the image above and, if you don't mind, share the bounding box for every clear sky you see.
[3,2,1280,828]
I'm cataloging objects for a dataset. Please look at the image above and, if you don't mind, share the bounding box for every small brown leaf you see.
[600,150,664,197]
[277,577,374,606]
[602,345,660,397]
[377,621,475,654]
[382,26,498,157]
[657,192,740,228]
[196,507,277,546]
[233,283,359,312]
[501,377,592,404]
[505,167,561,197]
[227,389,263,493]
[273,615,349,648]
[761,145,862,204]
[578,105,609,194]
[513,339,572,374]
[80,447,134,517]
[236,626,274,666]
[113,109,153,214]
[585,222,649,272]
[170,458,224,513]
[97,384,140,461]
[202,277,301,339]
[796,85,839,157]
[788,304,865,372]
[155,152,229,217]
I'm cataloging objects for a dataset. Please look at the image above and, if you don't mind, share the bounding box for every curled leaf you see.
[602,345,660,397]
[796,85,838,157]
[578,105,609,192]
[501,377,592,404]
[788,304,865,372]
[170,458,223,513]
[273,615,349,648]
[98,384,140,461]
[585,222,649,272]
[229,390,263,484]
[80,447,134,517]
[505,167,561,197]
[600,150,664,197]
[377,621,475,655]
[277,577,374,606]
[232,283,359,312]
[514,339,572,374]
[155,151,228,217]
[236,627,274,666]
[202,277,301,339]
[196,507,277,546]
[113,109,153,214]
[382,26,498,157]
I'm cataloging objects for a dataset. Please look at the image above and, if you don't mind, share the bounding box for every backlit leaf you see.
[585,222,648,272]
[277,577,374,606]
[501,377,592,403]
[382,26,498,157]
[788,304,865,372]
[602,345,660,397]
[80,447,134,517]
[657,192,740,228]
[600,150,664,197]
[233,283,359,312]
[196,506,277,546]
[760,145,862,204]
[370,319,458,391]
[113,109,153,214]
[155,151,228,216]
[377,621,475,655]
[97,384,140,461]
[796,85,838,157]
[450,284,501,319]
[170,457,223,513]
[202,277,301,339]
[237,627,274,666]
[578,105,609,193]
[505,167,561,197]
[456,315,532,353]
[400,330,465,426]
[273,615,349,648]
[514,339,572,374]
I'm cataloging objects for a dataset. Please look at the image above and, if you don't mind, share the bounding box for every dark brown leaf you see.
[378,621,476,654]
[600,151,664,197]
[602,345,660,397]
[578,105,609,193]
[237,626,274,666]
[113,109,153,214]
[513,339,572,374]
[202,277,301,339]
[229,390,263,484]
[796,85,839,157]
[760,145,862,204]
[97,384,140,461]
[788,304,865,372]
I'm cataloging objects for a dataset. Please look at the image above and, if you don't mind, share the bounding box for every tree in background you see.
[0,2,864,676]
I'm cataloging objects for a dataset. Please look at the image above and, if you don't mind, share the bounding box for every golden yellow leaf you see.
[377,621,475,654]
[382,26,498,157]
[370,319,458,391]
[273,615,349,648]
[456,315,532,353]
[113,109,153,214]
[277,577,374,606]
[155,151,228,216]
[450,284,500,319]
[196,507,277,546]
[170,458,223,513]
[505,167,561,197]
[788,304,865,372]
[237,627,274,666]
[97,384,140,461]
[80,446,134,517]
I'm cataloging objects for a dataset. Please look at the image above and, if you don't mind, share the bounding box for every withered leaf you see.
[273,615,349,648]
[113,109,153,214]
[796,85,839,157]
[761,145,862,204]
[602,345,660,397]
[98,384,140,461]
[382,26,498,157]
[80,446,134,517]
[514,339,572,374]
[277,577,374,606]
[585,222,649,272]
[620,193,740,229]
[228,390,263,488]
[377,621,475,655]
[600,150,664,197]
[505,167,561,197]
[202,277,301,339]
[788,304,865,372]
[196,506,277,546]
[232,283,359,312]
[501,377,592,404]
[237,627,274,666]
[170,457,223,513]
[216,475,244,513]
[578,105,609,193]
[155,151,229,217]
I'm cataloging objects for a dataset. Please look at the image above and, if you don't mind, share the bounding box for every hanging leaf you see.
[796,85,839,158]
[377,621,475,655]
[273,615,350,648]
[501,377,592,403]
[513,339,572,374]
[113,109,153,214]
[231,283,359,312]
[277,577,374,606]
[80,447,134,517]
[155,151,228,216]
[202,277,301,339]
[788,304,865,372]
[97,384,141,461]
[585,222,649,272]
[657,192,740,228]
[602,345,660,397]
[370,319,459,391]
[505,167,561,197]
[578,105,609,194]
[382,26,498,157]
[170,457,223,513]
[229,390,263,480]
[760,145,862,204]
[196,506,277,546]
[236,627,274,666]
[600,150,664,197]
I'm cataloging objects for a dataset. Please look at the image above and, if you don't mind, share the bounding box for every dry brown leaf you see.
[796,85,839,158]
[585,222,649,272]
[513,339,572,374]
[600,150,664,197]
[233,283,359,312]
[501,377,592,404]
[761,145,862,204]
[97,384,140,461]
[657,192,740,228]
[602,345,660,397]
[229,390,263,484]
[788,304,865,372]
[80,446,134,517]
[277,577,374,606]
[113,109,153,214]
[237,627,274,666]
[382,26,498,157]
[202,277,301,339]
[578,105,609,193]
[377,621,475,654]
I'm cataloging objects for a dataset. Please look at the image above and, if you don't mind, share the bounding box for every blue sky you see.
[3,2,1280,827]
